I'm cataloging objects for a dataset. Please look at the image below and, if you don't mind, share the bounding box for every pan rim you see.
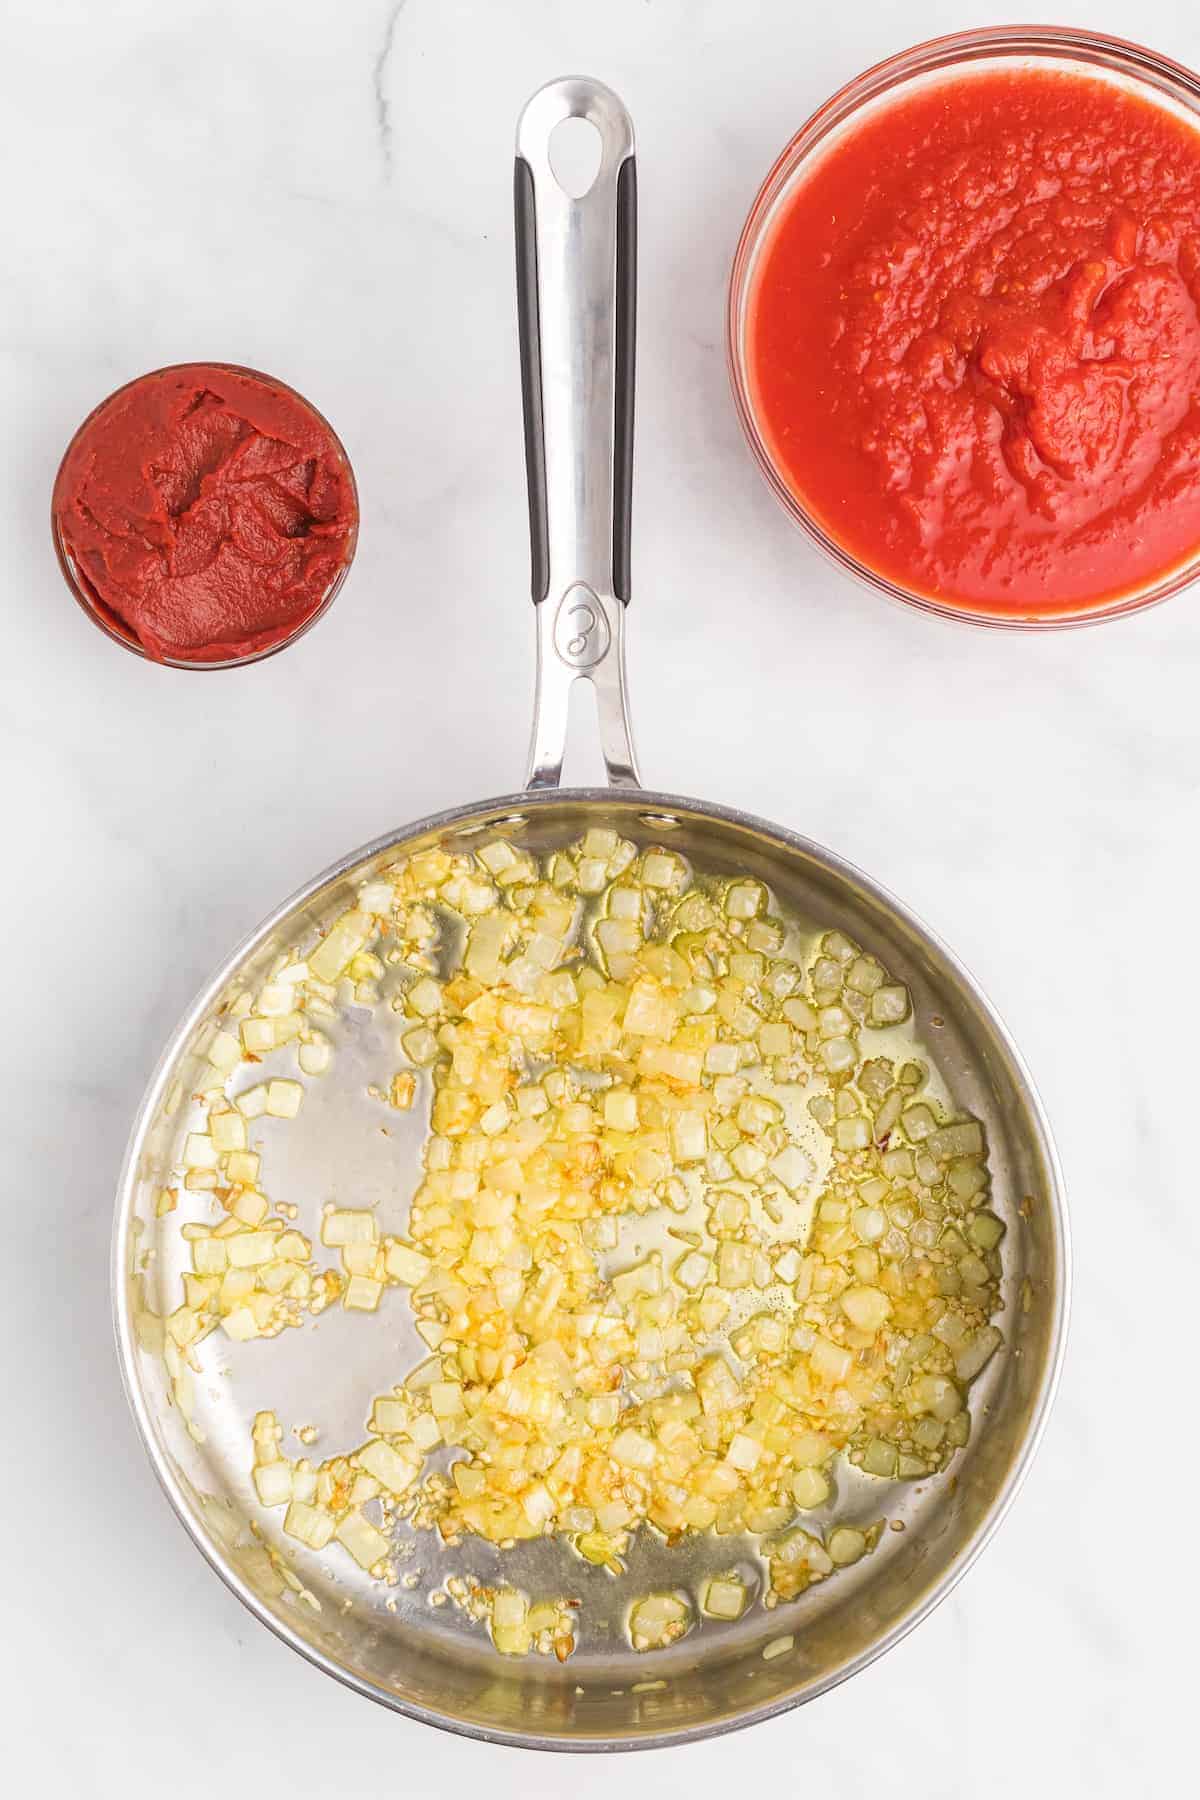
[111,785,1071,1751]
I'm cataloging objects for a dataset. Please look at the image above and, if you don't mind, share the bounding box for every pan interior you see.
[116,792,1064,1748]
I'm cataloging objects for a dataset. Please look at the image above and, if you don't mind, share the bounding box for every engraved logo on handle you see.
[552,583,611,670]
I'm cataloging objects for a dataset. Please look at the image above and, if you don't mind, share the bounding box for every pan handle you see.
[515,77,640,790]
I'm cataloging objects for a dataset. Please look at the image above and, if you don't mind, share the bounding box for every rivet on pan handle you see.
[515,77,640,791]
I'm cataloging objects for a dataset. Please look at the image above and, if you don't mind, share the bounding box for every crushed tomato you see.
[748,66,1200,617]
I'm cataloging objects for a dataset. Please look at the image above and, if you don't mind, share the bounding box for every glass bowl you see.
[52,361,359,669]
[727,24,1200,629]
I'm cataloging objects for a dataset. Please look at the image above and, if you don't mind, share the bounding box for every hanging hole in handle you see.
[548,114,603,198]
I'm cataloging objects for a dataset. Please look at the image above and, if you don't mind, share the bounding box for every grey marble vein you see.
[372,0,408,180]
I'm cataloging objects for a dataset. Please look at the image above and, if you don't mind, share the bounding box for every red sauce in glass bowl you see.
[746,64,1200,620]
[53,363,357,664]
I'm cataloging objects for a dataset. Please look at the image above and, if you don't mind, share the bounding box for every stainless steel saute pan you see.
[114,77,1069,1751]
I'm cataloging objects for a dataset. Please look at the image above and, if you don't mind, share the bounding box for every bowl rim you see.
[51,359,359,670]
[726,22,1200,631]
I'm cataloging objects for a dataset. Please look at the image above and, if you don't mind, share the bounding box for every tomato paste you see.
[747,66,1200,617]
[54,364,357,661]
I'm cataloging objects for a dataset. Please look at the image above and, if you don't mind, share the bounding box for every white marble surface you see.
[4,0,1198,1789]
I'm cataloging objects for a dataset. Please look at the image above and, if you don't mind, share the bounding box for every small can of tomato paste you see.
[52,362,359,667]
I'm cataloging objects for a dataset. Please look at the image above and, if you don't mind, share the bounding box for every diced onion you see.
[299,1036,332,1077]
[827,1527,868,1566]
[285,1500,336,1549]
[158,827,1003,1660]
[344,1276,383,1312]
[629,1592,690,1651]
[265,1079,303,1119]
[702,1575,748,1620]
